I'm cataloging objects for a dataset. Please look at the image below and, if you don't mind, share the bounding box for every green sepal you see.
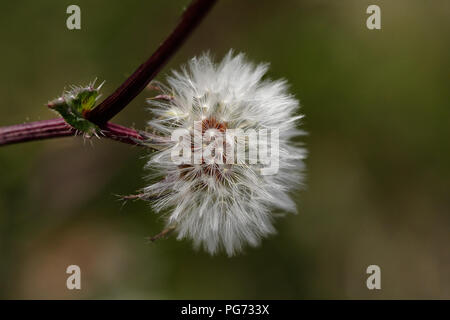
[47,81,104,136]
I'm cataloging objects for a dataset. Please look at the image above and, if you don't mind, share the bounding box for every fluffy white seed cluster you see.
[144,51,306,256]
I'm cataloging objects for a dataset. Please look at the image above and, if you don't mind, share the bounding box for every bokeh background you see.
[0,0,449,299]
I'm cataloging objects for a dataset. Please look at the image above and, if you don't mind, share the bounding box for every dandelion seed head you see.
[144,51,306,256]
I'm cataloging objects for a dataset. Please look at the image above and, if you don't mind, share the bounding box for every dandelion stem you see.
[0,118,153,147]
[0,0,217,147]
[85,0,217,124]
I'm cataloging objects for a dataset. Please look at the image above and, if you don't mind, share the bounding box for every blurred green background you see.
[0,0,449,299]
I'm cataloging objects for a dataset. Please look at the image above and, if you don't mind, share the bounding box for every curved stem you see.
[0,0,216,148]
[86,0,217,124]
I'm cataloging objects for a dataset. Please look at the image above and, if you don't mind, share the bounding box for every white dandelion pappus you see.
[144,51,306,256]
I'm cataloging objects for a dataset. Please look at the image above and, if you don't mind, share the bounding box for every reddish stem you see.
[86,0,217,124]
[0,118,148,146]
[0,0,217,147]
